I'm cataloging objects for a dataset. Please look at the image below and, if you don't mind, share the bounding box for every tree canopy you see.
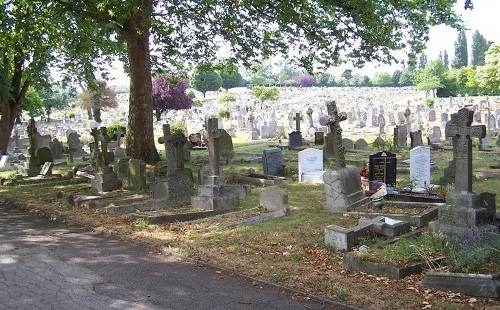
[0,0,470,160]
[190,64,222,97]
[452,30,468,68]
[475,44,500,92]
[152,74,192,121]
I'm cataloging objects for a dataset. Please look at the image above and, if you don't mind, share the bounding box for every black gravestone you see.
[288,131,302,149]
[262,149,285,176]
[314,132,324,145]
[369,151,397,187]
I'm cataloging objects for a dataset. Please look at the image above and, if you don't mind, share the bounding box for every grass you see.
[1,135,499,310]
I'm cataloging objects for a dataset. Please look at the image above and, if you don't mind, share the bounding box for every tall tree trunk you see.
[0,100,20,155]
[121,0,159,164]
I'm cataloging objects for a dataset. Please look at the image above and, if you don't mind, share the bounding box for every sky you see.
[106,1,500,86]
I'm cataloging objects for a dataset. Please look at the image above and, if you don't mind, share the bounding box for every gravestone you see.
[372,136,385,150]
[428,109,436,122]
[35,147,53,165]
[314,132,324,145]
[219,129,234,164]
[67,131,84,157]
[354,138,368,150]
[192,118,245,211]
[393,125,407,148]
[24,118,41,177]
[128,159,147,192]
[288,131,303,149]
[321,101,369,211]
[260,186,289,213]
[427,126,442,144]
[0,155,9,169]
[152,123,194,204]
[50,138,64,159]
[429,108,497,240]
[409,130,423,148]
[378,113,386,135]
[369,151,397,188]
[410,146,431,191]
[262,149,285,176]
[342,138,354,151]
[90,127,122,193]
[298,148,324,183]
[40,162,54,176]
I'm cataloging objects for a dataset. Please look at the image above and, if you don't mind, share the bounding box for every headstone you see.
[40,162,54,176]
[35,147,53,165]
[24,118,41,177]
[262,149,285,176]
[342,138,354,150]
[410,146,431,191]
[288,131,303,149]
[293,112,302,131]
[393,125,407,148]
[298,148,324,183]
[427,126,442,144]
[319,100,347,169]
[0,155,8,168]
[314,132,325,145]
[218,129,234,164]
[409,130,423,148]
[260,186,289,213]
[67,131,83,156]
[428,109,436,122]
[128,158,147,191]
[354,138,368,150]
[50,138,64,159]
[369,151,397,187]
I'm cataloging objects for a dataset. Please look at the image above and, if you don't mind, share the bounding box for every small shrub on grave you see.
[106,123,127,140]
[218,108,230,119]
[170,121,188,136]
[443,230,500,274]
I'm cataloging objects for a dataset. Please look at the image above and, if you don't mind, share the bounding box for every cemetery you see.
[1,87,499,309]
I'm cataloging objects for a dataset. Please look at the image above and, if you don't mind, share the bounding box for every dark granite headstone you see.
[288,131,302,149]
[314,132,324,145]
[35,147,53,165]
[262,149,286,176]
[409,130,423,148]
[354,138,368,150]
[369,151,397,187]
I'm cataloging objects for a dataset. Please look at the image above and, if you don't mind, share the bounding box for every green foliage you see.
[216,61,243,91]
[218,93,236,104]
[471,30,491,67]
[192,98,203,107]
[452,30,468,69]
[106,123,127,140]
[170,121,187,135]
[475,44,500,94]
[187,90,197,99]
[218,108,230,119]
[22,87,45,118]
[190,63,222,97]
[371,72,393,87]
[424,98,435,108]
[68,111,76,119]
[444,231,500,273]
[250,86,279,102]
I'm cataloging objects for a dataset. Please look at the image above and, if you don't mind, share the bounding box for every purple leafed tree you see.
[293,75,317,87]
[152,74,193,121]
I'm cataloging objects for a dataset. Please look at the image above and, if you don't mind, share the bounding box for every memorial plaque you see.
[369,151,397,187]
[262,149,285,176]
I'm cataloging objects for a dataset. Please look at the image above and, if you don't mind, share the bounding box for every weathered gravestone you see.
[260,186,289,213]
[298,148,324,183]
[393,125,408,148]
[35,147,53,165]
[40,162,54,176]
[23,118,41,177]
[192,118,247,211]
[409,130,423,149]
[314,132,324,145]
[429,108,497,240]
[409,146,431,192]
[262,149,285,176]
[342,138,354,151]
[151,124,194,204]
[128,159,147,192]
[354,138,368,150]
[321,101,369,211]
[50,138,64,159]
[218,129,234,164]
[90,127,122,193]
[369,151,397,188]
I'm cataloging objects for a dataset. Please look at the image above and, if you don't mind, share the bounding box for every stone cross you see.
[207,118,223,177]
[158,124,185,176]
[98,127,110,166]
[90,127,101,156]
[293,112,302,132]
[247,114,255,130]
[445,108,486,192]
[306,107,314,128]
[404,108,411,123]
[27,118,37,159]
[320,100,347,169]
[116,128,123,149]
[13,130,20,148]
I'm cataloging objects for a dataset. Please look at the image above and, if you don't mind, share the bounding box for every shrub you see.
[106,123,127,140]
[218,108,230,119]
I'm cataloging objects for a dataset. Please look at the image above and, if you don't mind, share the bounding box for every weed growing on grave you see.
[290,252,302,261]
[269,270,292,283]
[354,233,444,266]
[442,230,500,273]
[134,218,148,227]
[335,288,349,300]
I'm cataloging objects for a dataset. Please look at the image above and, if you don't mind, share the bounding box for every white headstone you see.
[298,148,324,183]
[410,146,431,191]
[0,155,8,168]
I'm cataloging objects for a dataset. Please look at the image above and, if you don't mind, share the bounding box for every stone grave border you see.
[345,201,442,228]
[421,271,500,298]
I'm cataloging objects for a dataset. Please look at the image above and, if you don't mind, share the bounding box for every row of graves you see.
[1,100,498,298]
